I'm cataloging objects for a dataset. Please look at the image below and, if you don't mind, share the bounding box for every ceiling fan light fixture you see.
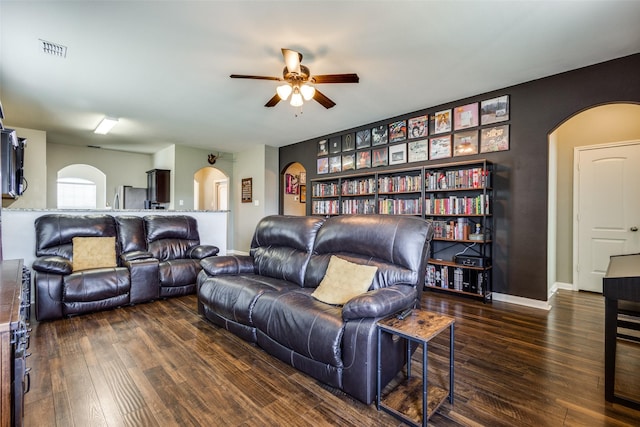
[290,87,304,107]
[276,84,292,101]
[300,83,315,101]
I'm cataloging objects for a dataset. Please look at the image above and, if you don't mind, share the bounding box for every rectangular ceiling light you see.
[94,117,119,135]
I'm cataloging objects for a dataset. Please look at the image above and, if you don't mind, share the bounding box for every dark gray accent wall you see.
[279,53,640,301]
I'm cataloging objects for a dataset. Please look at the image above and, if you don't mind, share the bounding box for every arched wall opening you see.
[194,166,229,211]
[548,103,640,296]
[57,164,107,209]
[282,162,306,216]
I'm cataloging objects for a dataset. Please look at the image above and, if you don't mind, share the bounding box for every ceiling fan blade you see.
[311,73,360,84]
[230,74,282,81]
[264,93,281,107]
[313,89,336,109]
[282,48,302,74]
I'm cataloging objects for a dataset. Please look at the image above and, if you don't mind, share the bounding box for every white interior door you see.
[575,141,640,292]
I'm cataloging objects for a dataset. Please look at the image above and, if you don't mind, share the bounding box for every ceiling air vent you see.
[39,39,67,58]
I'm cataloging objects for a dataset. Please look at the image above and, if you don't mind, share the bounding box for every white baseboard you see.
[492,292,552,311]
[548,281,573,299]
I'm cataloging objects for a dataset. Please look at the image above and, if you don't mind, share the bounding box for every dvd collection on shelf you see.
[309,159,493,301]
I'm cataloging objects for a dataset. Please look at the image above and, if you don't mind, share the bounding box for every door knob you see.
[631,226,639,232]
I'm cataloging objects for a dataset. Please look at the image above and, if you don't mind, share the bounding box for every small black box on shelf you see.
[454,255,487,267]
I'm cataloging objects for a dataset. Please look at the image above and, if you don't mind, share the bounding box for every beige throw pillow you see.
[311,256,377,305]
[72,236,117,272]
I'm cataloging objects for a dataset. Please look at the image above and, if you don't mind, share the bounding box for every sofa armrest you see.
[120,251,154,263]
[200,255,255,276]
[32,256,73,275]
[342,285,417,320]
[187,245,220,260]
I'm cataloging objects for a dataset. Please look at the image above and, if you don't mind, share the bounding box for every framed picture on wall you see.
[408,115,428,139]
[241,178,252,203]
[480,95,509,125]
[453,130,479,156]
[407,139,429,162]
[342,153,355,171]
[299,171,306,185]
[329,156,341,173]
[329,137,341,154]
[299,185,306,203]
[317,157,329,174]
[285,173,299,194]
[453,103,479,130]
[317,139,329,156]
[342,134,355,151]
[372,147,388,168]
[355,129,371,149]
[429,135,452,160]
[431,109,452,134]
[356,150,371,169]
[389,120,407,143]
[372,125,388,146]
[480,124,510,153]
[389,143,407,165]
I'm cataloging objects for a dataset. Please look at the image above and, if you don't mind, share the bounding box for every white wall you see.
[232,145,278,253]
[46,143,152,209]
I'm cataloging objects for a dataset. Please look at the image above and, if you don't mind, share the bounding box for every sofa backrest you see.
[305,215,433,292]
[250,215,325,286]
[34,214,118,259]
[144,215,200,261]
[115,215,147,254]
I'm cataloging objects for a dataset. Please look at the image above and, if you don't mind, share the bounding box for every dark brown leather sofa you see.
[197,214,433,404]
[33,214,219,321]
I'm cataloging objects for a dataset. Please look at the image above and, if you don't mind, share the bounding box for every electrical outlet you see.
[179,200,184,206]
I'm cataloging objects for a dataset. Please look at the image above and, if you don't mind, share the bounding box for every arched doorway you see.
[57,164,107,209]
[282,162,306,216]
[548,103,640,296]
[194,167,229,211]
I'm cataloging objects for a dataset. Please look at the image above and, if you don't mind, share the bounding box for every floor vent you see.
[39,39,67,58]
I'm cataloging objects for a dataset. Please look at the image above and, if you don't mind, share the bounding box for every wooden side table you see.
[377,309,455,426]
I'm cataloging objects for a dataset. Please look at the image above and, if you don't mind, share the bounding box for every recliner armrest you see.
[120,251,154,263]
[200,255,255,276]
[32,256,73,275]
[342,285,417,320]
[187,245,220,260]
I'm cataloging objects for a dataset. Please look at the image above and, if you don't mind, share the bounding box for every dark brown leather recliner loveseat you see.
[197,214,434,404]
[32,213,219,321]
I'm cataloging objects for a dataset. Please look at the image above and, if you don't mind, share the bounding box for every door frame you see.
[572,139,640,291]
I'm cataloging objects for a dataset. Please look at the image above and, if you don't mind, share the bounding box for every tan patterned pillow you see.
[72,237,117,272]
[311,256,377,305]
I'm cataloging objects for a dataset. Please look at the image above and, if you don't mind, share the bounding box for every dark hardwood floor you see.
[24,290,640,426]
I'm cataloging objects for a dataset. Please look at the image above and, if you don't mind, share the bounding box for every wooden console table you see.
[603,253,640,410]
[377,310,455,426]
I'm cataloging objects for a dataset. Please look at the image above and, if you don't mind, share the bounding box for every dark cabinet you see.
[146,169,170,204]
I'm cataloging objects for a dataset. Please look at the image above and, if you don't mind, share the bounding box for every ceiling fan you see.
[230,48,359,109]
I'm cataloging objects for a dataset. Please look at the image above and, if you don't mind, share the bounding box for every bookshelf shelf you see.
[309,159,493,301]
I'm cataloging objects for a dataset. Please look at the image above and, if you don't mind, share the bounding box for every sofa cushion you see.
[253,289,345,367]
[311,256,377,305]
[35,214,118,259]
[199,274,299,326]
[72,237,117,272]
[63,267,130,302]
[158,259,201,287]
[249,215,325,286]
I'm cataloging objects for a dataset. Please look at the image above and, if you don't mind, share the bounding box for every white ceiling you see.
[1,1,639,155]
